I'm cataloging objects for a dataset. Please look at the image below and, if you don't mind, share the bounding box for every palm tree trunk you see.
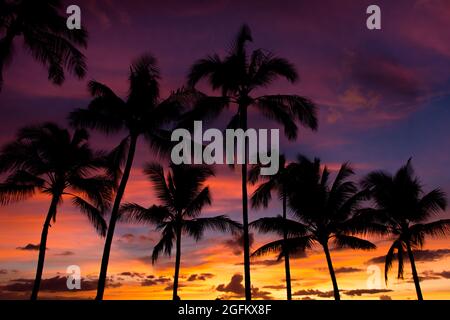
[323,242,340,300]
[173,226,182,300]
[282,192,292,300]
[30,195,59,300]
[96,134,138,300]
[240,105,252,301]
[406,242,423,300]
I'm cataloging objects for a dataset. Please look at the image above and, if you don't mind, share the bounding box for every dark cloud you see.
[435,271,450,279]
[224,233,254,256]
[410,270,450,282]
[379,295,392,300]
[348,51,423,101]
[235,259,282,267]
[344,289,393,297]
[54,251,75,256]
[118,233,153,244]
[0,275,122,294]
[0,269,8,275]
[217,274,244,295]
[1,277,95,292]
[16,243,41,251]
[263,285,286,290]
[367,249,450,264]
[187,273,214,282]
[141,276,171,287]
[118,271,146,278]
[335,267,363,274]
[293,289,335,298]
[164,283,186,291]
[216,274,272,299]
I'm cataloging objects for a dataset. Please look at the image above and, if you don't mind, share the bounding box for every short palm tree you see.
[186,24,318,300]
[69,53,183,300]
[361,159,449,300]
[0,123,112,300]
[251,156,376,300]
[0,0,87,91]
[248,154,294,300]
[121,163,241,300]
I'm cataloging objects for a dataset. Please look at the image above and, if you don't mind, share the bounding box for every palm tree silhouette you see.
[0,123,112,300]
[69,53,183,300]
[248,154,294,300]
[121,163,241,300]
[361,159,449,300]
[251,155,376,300]
[0,0,87,91]
[186,24,318,300]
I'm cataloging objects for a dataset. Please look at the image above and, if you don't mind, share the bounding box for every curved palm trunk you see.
[30,195,59,300]
[323,242,340,300]
[240,105,252,301]
[406,242,423,300]
[173,226,182,300]
[96,134,138,300]
[282,193,292,300]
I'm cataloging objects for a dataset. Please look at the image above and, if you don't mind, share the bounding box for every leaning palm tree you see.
[361,159,449,300]
[0,0,87,91]
[251,155,376,300]
[69,53,183,300]
[186,24,318,300]
[121,163,241,300]
[0,123,112,300]
[248,154,294,300]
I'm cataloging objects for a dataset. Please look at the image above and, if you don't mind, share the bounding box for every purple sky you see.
[0,0,449,300]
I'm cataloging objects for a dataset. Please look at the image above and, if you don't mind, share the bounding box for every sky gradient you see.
[0,0,450,300]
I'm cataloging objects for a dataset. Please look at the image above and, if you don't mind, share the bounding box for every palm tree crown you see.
[251,155,376,300]
[361,159,449,300]
[0,0,87,90]
[0,123,112,299]
[121,163,241,300]
[185,24,318,300]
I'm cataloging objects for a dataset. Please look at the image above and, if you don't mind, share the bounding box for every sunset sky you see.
[0,0,450,300]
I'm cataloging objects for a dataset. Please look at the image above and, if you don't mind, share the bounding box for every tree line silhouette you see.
[0,1,449,301]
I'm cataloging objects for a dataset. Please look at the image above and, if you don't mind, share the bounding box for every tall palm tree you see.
[69,53,183,300]
[361,159,449,300]
[121,163,241,300]
[186,24,318,300]
[0,123,112,300]
[248,154,293,300]
[251,155,376,300]
[0,0,87,91]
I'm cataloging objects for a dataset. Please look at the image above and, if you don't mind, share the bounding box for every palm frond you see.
[183,215,242,241]
[120,203,171,224]
[250,216,308,237]
[252,236,312,258]
[333,234,376,250]
[183,187,212,217]
[250,179,276,209]
[71,196,107,237]
[152,224,175,264]
[410,219,450,239]
[0,170,45,205]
